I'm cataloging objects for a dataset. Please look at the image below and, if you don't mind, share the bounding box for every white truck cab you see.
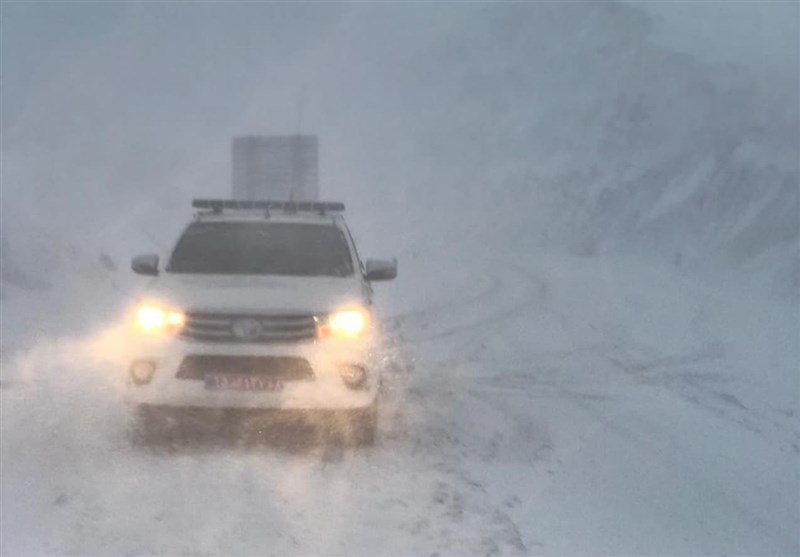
[125,199,397,445]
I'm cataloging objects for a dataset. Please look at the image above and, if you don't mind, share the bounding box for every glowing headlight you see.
[326,308,369,338]
[134,304,185,333]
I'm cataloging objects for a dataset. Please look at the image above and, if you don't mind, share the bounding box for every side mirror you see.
[364,258,397,282]
[131,253,159,276]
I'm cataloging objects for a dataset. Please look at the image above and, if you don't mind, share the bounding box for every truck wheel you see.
[129,405,174,447]
[348,402,377,446]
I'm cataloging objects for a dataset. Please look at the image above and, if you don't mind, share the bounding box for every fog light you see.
[339,364,367,389]
[130,361,156,385]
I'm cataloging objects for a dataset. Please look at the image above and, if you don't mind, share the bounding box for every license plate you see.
[204,373,283,392]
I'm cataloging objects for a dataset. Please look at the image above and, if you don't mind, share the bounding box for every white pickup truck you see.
[125,200,397,445]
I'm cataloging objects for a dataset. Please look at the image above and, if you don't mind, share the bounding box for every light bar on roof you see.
[192,199,345,213]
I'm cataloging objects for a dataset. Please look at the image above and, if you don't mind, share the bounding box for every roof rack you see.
[192,199,345,215]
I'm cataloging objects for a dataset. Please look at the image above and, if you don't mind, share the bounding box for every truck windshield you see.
[167,222,354,277]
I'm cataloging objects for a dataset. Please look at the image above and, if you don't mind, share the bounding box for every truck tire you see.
[348,401,378,446]
[129,404,174,447]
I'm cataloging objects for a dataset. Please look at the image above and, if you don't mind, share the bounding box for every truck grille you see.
[180,312,318,344]
[176,355,315,381]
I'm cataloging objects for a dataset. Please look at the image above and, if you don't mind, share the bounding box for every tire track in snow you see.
[389,376,545,555]
[384,257,558,554]
[604,329,800,453]
[388,268,503,327]
[559,391,800,555]
[391,254,799,555]
[395,258,549,345]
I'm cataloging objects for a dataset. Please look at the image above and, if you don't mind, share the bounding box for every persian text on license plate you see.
[204,373,283,392]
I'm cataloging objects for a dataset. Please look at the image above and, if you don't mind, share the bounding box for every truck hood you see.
[142,273,365,314]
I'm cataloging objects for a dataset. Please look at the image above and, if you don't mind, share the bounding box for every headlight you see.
[134,303,185,334]
[323,308,369,338]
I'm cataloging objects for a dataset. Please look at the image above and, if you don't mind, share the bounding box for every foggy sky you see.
[3,1,798,133]
[1,1,797,262]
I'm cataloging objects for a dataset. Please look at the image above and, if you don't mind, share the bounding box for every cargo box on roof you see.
[232,135,319,201]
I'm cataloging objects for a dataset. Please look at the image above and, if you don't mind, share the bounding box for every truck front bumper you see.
[123,335,381,411]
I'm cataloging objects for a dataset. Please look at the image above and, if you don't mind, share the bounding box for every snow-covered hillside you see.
[327,2,799,290]
[1,2,798,555]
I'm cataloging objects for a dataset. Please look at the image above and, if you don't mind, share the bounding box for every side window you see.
[164,222,196,272]
[340,221,373,304]
[341,223,364,274]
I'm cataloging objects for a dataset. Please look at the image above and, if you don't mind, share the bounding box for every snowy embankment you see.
[1,249,797,556]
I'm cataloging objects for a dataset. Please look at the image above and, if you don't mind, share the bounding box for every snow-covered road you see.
[2,253,798,556]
